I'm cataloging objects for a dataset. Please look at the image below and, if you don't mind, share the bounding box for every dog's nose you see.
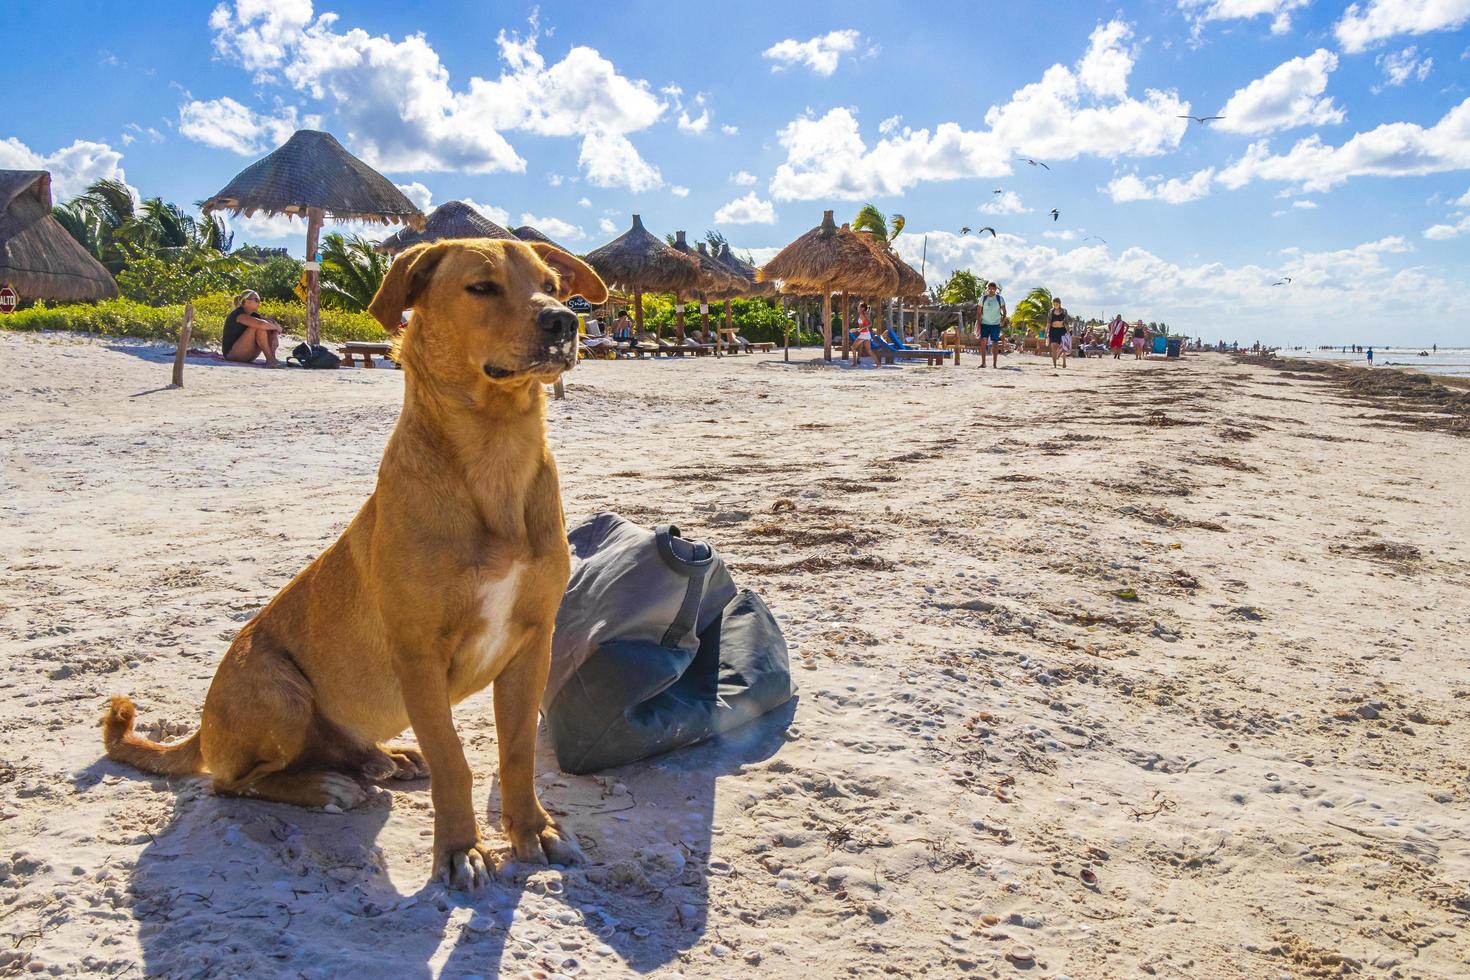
[537,307,578,344]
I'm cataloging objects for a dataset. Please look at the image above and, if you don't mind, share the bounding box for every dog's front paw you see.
[434,841,494,892]
[507,816,584,866]
[361,744,428,782]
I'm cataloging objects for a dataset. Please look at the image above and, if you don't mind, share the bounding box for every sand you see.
[2,332,1468,979]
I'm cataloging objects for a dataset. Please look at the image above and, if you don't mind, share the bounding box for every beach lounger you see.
[880,331,951,365]
[681,337,718,356]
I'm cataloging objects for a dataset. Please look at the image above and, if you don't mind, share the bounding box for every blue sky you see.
[4,0,1470,344]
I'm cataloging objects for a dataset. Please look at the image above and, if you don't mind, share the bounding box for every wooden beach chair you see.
[338,341,396,368]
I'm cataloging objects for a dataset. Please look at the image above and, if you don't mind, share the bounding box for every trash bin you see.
[1166,337,1182,358]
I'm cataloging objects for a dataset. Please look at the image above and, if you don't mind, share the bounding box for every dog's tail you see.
[100,696,204,777]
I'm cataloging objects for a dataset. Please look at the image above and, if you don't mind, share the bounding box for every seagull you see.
[1084,235,1108,244]
[976,226,997,238]
[1272,277,1292,286]
[960,226,971,235]
[1049,208,1060,222]
[1178,114,1225,124]
[993,188,1005,195]
[1026,159,1051,170]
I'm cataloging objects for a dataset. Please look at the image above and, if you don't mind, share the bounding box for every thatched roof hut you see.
[715,242,775,298]
[583,214,699,332]
[758,211,898,296]
[377,200,515,255]
[673,232,742,296]
[0,170,117,302]
[200,129,423,344]
[512,225,569,253]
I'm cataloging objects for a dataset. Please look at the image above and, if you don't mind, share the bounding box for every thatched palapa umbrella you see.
[377,200,514,255]
[707,242,774,351]
[583,214,698,336]
[0,170,117,302]
[758,210,897,361]
[670,233,741,344]
[201,130,423,345]
[512,225,570,254]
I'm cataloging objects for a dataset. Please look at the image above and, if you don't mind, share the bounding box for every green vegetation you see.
[1010,286,1055,337]
[319,233,390,312]
[1,293,385,346]
[852,203,904,242]
[630,294,818,345]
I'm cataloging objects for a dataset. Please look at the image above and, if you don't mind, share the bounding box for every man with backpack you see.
[977,281,1005,368]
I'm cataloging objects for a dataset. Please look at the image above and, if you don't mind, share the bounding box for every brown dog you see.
[102,238,607,891]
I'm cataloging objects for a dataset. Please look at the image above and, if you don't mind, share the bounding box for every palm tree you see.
[1010,286,1054,338]
[319,233,390,312]
[939,269,992,305]
[852,203,904,243]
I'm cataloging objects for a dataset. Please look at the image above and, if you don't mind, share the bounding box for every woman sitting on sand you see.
[222,290,283,367]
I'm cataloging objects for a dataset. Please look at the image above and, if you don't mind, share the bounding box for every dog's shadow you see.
[95,700,794,978]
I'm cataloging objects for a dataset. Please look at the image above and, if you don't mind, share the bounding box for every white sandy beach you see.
[2,332,1468,979]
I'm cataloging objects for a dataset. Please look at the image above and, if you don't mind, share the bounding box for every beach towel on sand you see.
[543,513,795,773]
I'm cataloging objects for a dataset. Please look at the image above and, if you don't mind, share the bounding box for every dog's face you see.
[369,239,608,387]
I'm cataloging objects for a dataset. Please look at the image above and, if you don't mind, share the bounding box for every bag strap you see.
[653,524,710,649]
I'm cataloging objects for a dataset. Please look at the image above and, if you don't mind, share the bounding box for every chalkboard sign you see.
[566,296,592,314]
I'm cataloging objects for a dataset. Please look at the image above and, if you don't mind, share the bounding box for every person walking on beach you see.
[222,290,283,367]
[977,282,1005,368]
[850,302,878,366]
[1132,322,1147,360]
[1048,297,1069,368]
[1367,346,1374,366]
[1109,315,1127,359]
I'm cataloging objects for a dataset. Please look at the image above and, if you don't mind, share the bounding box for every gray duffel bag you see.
[544,513,795,774]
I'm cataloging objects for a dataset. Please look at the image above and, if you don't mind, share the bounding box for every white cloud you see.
[1376,46,1434,86]
[713,192,778,224]
[1217,50,1344,135]
[721,124,739,135]
[676,92,710,134]
[122,122,163,146]
[890,228,1458,343]
[396,181,433,211]
[762,29,863,76]
[1424,214,1470,238]
[1106,168,1216,203]
[179,96,320,153]
[202,3,666,189]
[1217,96,1470,192]
[0,137,127,200]
[670,185,690,198]
[878,115,902,135]
[1044,229,1081,240]
[598,217,618,235]
[1178,0,1311,36]
[577,196,592,208]
[579,130,663,192]
[731,170,758,186]
[1455,186,1470,206]
[1292,199,1319,209]
[980,191,1030,214]
[519,212,585,241]
[1337,0,1470,54]
[547,173,565,187]
[770,22,1186,202]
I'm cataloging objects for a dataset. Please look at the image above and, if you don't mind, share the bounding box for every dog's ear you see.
[528,242,608,305]
[369,242,450,331]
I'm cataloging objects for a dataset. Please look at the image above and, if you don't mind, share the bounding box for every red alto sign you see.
[0,286,17,314]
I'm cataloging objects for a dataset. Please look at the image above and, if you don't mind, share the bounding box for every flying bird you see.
[1049,208,1060,222]
[960,226,971,236]
[1178,114,1225,124]
[1084,235,1108,244]
[976,226,997,238]
[1026,159,1050,170]
[1272,277,1293,286]
[993,188,1005,195]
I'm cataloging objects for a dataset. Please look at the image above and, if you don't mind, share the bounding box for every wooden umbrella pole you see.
[842,293,852,355]
[674,292,686,343]
[634,286,644,333]
[699,293,710,343]
[304,206,324,347]
[822,290,833,361]
[723,300,733,356]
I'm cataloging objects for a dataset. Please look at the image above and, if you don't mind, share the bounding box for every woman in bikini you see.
[851,301,878,366]
[222,290,284,367]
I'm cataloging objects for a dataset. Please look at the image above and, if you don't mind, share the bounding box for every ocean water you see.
[1281,346,1470,379]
